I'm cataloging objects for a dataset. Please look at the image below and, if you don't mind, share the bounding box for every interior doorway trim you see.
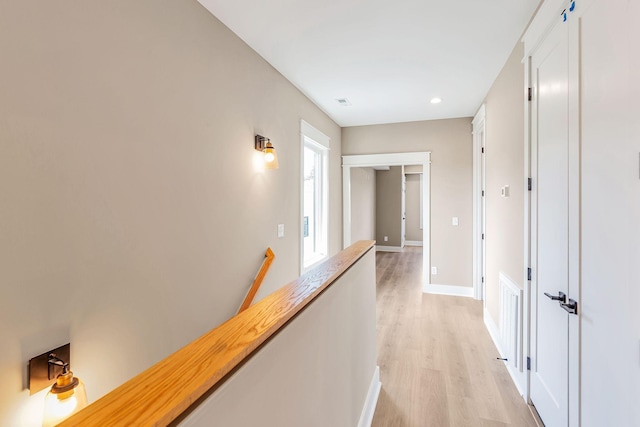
[342,152,431,285]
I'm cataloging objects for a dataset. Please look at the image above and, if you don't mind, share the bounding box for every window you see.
[301,121,329,270]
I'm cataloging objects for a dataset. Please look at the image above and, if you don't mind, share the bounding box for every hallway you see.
[371,248,539,427]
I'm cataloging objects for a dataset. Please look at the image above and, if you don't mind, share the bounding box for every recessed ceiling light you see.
[430,97,443,104]
[336,98,352,107]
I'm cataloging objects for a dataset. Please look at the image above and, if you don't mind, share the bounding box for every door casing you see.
[342,152,431,286]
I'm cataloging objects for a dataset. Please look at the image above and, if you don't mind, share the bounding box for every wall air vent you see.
[336,98,352,106]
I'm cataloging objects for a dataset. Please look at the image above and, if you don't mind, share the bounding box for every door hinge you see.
[527,268,532,281]
[482,276,484,283]
[527,357,531,371]
[482,233,485,240]
[528,87,532,101]
[482,190,485,197]
[528,177,532,191]
[481,146,485,154]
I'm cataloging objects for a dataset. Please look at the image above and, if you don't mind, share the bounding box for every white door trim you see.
[522,54,532,405]
[343,152,431,286]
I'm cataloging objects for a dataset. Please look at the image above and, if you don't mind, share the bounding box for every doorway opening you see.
[342,152,431,286]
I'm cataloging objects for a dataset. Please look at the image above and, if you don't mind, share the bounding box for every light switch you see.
[431,266,438,275]
[277,224,285,238]
[452,217,459,226]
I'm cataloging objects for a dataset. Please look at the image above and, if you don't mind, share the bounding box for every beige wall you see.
[342,118,473,287]
[483,42,526,323]
[0,1,342,425]
[350,168,376,243]
[405,174,423,242]
[375,167,403,247]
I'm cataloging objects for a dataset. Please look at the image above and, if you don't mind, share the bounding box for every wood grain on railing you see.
[237,247,275,314]
[58,240,375,427]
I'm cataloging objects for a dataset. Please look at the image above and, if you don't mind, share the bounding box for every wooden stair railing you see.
[57,240,375,427]
[237,247,275,314]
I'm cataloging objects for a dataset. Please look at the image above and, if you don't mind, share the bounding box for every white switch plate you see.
[277,224,284,238]
[452,217,459,226]
[431,266,438,275]
[384,236,388,242]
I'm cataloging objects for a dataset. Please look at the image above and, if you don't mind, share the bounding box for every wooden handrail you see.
[237,247,275,314]
[58,240,375,427]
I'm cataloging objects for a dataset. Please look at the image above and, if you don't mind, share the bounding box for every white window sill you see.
[302,254,328,273]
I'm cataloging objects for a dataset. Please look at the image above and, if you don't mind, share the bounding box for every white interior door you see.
[472,106,486,301]
[529,18,571,427]
[480,135,486,302]
[401,172,406,248]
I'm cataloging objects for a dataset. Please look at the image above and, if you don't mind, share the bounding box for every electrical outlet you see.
[384,236,388,242]
[431,266,438,275]
[277,224,284,238]
[452,217,459,226]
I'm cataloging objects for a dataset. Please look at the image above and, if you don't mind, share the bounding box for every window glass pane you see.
[303,147,318,263]
[301,123,329,270]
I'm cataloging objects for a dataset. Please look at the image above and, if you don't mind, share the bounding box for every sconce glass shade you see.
[263,141,279,169]
[42,371,87,427]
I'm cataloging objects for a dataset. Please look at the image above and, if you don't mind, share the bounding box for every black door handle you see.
[544,291,566,303]
[561,299,578,315]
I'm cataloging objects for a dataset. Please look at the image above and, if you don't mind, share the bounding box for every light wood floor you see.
[371,248,539,427]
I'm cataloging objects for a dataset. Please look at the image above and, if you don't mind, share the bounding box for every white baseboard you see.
[483,308,526,398]
[404,240,423,247]
[358,366,381,427]
[375,245,403,252]
[423,283,474,298]
[484,308,506,355]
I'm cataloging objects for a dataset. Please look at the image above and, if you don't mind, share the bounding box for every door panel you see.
[580,0,640,425]
[530,19,570,427]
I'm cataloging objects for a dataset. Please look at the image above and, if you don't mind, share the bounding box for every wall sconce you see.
[255,135,279,169]
[29,344,88,426]
[42,356,87,426]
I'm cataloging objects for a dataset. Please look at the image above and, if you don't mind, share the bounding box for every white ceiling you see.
[198,0,540,127]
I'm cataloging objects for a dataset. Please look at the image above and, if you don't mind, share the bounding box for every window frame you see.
[300,120,330,273]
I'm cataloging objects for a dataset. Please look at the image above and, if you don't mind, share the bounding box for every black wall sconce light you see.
[255,135,279,169]
[29,343,88,426]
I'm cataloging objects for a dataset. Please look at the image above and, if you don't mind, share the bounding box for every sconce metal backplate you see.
[255,135,269,151]
[29,343,70,395]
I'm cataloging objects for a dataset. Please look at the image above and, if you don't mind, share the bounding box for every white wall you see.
[0,1,342,425]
